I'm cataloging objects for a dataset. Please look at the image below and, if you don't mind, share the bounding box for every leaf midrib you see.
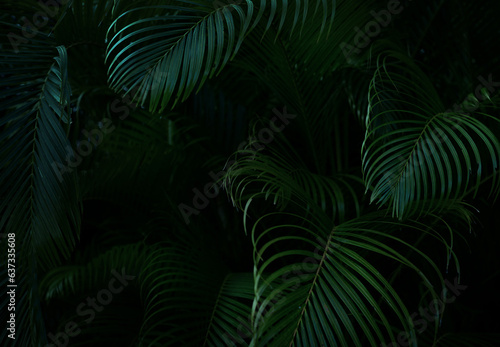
[288,228,335,346]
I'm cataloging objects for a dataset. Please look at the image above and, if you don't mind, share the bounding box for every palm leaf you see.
[224,137,363,229]
[138,241,256,346]
[105,0,256,112]
[362,51,500,219]
[202,273,255,347]
[40,243,145,301]
[0,39,80,345]
[0,43,78,265]
[105,0,338,112]
[39,242,145,346]
[248,212,459,346]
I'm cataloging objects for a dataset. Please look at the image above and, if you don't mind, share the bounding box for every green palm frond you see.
[39,242,144,346]
[40,242,145,301]
[362,51,500,219]
[228,0,382,172]
[224,137,363,229]
[105,0,256,112]
[0,38,80,345]
[138,241,257,346]
[248,212,458,346]
[0,43,79,257]
[202,272,255,347]
[0,40,79,258]
[1,1,500,345]
[104,0,339,113]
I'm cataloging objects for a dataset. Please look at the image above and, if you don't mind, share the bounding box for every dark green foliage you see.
[1,0,500,346]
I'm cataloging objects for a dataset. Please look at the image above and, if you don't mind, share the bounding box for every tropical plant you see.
[1,0,500,346]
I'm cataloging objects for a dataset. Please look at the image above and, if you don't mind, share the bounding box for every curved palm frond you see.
[105,0,255,112]
[0,42,78,257]
[224,137,364,230]
[1,1,500,346]
[138,241,257,346]
[226,0,382,173]
[39,242,145,346]
[248,212,460,346]
[40,242,145,301]
[105,0,338,113]
[202,272,255,347]
[362,51,500,219]
[0,35,80,345]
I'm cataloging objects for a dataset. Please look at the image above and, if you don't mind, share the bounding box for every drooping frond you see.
[0,34,80,344]
[0,43,79,267]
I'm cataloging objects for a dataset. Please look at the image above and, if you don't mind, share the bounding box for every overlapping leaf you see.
[138,242,256,346]
[224,137,363,229]
[248,213,456,346]
[362,52,500,219]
